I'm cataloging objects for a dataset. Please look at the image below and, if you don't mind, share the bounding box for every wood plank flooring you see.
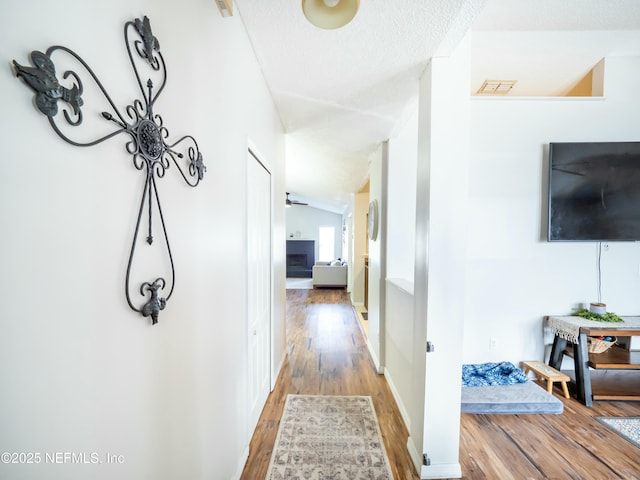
[240,288,417,479]
[460,400,640,479]
[240,288,640,480]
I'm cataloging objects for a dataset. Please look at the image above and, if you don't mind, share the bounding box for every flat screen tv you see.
[548,141,640,241]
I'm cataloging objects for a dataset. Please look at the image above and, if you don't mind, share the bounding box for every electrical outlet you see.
[489,337,498,350]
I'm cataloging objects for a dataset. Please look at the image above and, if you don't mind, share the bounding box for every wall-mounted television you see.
[548,141,640,242]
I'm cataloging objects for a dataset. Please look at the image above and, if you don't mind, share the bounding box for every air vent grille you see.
[477,80,516,95]
[216,0,233,17]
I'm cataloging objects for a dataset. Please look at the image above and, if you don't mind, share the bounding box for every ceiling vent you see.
[215,0,233,17]
[477,80,516,95]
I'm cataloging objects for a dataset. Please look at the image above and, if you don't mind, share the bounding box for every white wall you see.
[387,106,419,281]
[383,101,422,466]
[383,46,640,479]
[383,278,416,445]
[285,205,343,262]
[417,37,471,478]
[368,145,385,371]
[464,56,640,366]
[0,2,286,479]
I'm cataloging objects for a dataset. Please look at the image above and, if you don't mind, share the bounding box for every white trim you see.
[471,95,606,102]
[366,338,382,373]
[384,366,424,471]
[354,310,368,342]
[406,436,423,474]
[385,277,414,296]
[383,366,411,431]
[271,351,286,391]
[232,445,250,480]
[420,463,462,479]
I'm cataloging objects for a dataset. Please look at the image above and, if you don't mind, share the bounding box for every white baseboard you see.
[383,367,424,470]
[383,367,411,431]
[354,313,368,343]
[232,445,250,480]
[272,351,286,390]
[406,436,423,474]
[420,463,462,479]
[366,338,381,373]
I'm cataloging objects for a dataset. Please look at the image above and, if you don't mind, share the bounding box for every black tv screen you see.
[548,141,640,241]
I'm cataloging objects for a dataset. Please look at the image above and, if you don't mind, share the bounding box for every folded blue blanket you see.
[462,362,528,387]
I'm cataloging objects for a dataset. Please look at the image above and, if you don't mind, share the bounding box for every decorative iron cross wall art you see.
[13,16,206,325]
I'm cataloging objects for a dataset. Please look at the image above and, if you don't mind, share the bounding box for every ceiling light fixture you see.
[302,0,359,30]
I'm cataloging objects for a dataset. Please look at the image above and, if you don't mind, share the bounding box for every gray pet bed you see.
[461,381,564,414]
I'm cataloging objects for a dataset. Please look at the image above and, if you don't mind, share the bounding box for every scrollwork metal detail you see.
[13,15,205,325]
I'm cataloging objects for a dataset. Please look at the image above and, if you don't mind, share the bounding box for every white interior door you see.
[247,149,271,435]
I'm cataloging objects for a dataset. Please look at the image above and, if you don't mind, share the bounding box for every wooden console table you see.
[546,315,640,407]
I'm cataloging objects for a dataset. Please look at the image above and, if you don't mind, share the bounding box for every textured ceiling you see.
[234,0,640,212]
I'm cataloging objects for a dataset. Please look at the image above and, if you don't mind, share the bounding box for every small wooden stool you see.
[522,361,570,399]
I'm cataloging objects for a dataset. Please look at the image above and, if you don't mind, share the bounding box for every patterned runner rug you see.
[596,417,640,448]
[266,395,394,479]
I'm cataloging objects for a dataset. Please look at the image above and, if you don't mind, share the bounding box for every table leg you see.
[574,332,592,407]
[548,335,566,370]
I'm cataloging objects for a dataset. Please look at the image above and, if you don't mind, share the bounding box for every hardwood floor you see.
[459,400,640,479]
[240,288,418,479]
[240,288,640,480]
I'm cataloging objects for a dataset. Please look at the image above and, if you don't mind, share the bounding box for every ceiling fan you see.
[286,192,308,207]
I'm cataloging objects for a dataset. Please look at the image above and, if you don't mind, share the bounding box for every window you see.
[318,226,335,261]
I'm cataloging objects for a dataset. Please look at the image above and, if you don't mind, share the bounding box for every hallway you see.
[240,288,419,479]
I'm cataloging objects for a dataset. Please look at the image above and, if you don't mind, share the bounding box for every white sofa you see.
[312,261,347,288]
